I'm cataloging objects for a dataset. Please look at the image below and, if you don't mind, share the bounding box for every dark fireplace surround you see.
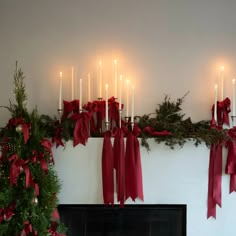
[58,204,186,236]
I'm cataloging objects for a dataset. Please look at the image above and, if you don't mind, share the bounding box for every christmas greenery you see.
[0,63,66,235]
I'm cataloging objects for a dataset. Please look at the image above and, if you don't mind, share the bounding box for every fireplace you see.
[58,204,186,236]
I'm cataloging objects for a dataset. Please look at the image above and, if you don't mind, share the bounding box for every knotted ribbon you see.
[71,112,91,147]
[62,100,80,119]
[207,143,223,219]
[31,150,48,174]
[20,221,38,236]
[47,222,66,236]
[52,126,64,148]
[41,138,55,164]
[108,97,120,128]
[225,127,236,193]
[0,203,15,223]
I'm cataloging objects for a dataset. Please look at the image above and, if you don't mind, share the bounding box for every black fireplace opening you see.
[58,204,186,236]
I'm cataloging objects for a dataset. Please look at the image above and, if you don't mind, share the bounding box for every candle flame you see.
[220,66,225,71]
[59,72,62,77]
[105,83,108,89]
[126,79,130,85]
[215,84,218,89]
[233,78,235,84]
[120,75,123,80]
[114,59,117,65]
[99,61,102,66]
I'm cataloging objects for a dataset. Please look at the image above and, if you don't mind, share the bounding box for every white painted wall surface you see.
[54,139,236,236]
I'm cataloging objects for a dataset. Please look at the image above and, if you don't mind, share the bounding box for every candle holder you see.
[104,121,110,131]
[79,109,83,114]
[231,116,236,127]
[131,121,134,130]
[57,108,63,122]
[119,109,123,128]
[97,97,103,101]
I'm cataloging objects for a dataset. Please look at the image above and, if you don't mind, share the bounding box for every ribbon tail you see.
[230,175,236,193]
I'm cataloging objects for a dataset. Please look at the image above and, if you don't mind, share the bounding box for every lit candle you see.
[220,66,224,101]
[105,83,109,123]
[59,72,62,111]
[126,79,130,117]
[99,61,102,99]
[131,85,134,124]
[79,78,82,112]
[119,75,123,110]
[233,78,235,117]
[114,60,117,98]
[71,67,74,100]
[214,83,218,123]
[88,73,91,102]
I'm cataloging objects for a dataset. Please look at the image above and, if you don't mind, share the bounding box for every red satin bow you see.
[8,117,30,144]
[52,126,64,148]
[32,150,48,173]
[108,97,120,128]
[47,222,66,236]
[142,126,172,136]
[62,100,80,118]
[41,138,55,164]
[71,112,91,147]
[21,221,38,236]
[0,203,15,223]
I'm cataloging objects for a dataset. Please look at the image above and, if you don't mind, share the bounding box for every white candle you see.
[214,84,218,123]
[79,78,83,111]
[114,60,117,98]
[88,73,91,102]
[233,78,235,117]
[119,75,123,110]
[221,66,224,101]
[126,79,130,117]
[131,85,134,124]
[59,72,62,110]
[105,83,109,123]
[71,67,74,100]
[99,61,102,99]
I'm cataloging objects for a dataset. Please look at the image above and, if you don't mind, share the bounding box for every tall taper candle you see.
[59,72,62,110]
[126,79,130,117]
[99,61,102,99]
[105,83,108,123]
[214,84,218,123]
[114,60,117,98]
[119,75,123,110]
[71,67,74,100]
[233,78,235,117]
[79,78,82,111]
[221,66,224,101]
[131,85,134,124]
[88,73,91,102]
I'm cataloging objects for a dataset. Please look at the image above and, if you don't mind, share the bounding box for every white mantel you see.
[53,139,236,236]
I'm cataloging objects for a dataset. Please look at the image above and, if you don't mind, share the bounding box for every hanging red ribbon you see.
[47,222,66,236]
[52,126,64,148]
[71,112,91,147]
[108,97,120,128]
[207,143,222,219]
[0,203,15,223]
[102,131,114,205]
[225,127,236,193]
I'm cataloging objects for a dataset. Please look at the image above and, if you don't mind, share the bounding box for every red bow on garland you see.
[20,221,38,236]
[0,203,15,223]
[142,126,172,136]
[62,100,80,119]
[41,138,55,164]
[47,222,66,236]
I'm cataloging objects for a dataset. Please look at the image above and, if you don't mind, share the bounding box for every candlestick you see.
[131,85,134,124]
[59,72,62,111]
[119,75,123,110]
[105,84,108,123]
[79,78,82,112]
[214,84,218,123]
[233,78,235,117]
[71,67,74,100]
[99,61,102,99]
[88,73,91,102]
[220,66,224,101]
[114,60,117,99]
[126,79,130,117]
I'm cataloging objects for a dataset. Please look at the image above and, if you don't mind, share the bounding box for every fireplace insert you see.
[58,204,186,236]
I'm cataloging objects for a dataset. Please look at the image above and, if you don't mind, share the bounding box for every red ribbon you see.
[207,143,222,219]
[32,150,48,173]
[47,222,66,236]
[52,126,64,148]
[62,99,80,118]
[8,117,30,144]
[142,126,172,136]
[71,112,91,147]
[225,127,236,193]
[0,203,15,223]
[41,138,55,164]
[108,97,120,128]
[20,221,38,236]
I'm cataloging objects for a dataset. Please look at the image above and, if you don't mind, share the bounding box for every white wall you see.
[1,0,236,126]
[54,139,236,236]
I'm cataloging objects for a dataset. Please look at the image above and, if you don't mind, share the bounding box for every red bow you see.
[32,150,48,174]
[21,221,38,236]
[41,138,55,164]
[62,100,80,118]
[47,222,66,236]
[108,97,120,128]
[8,117,30,144]
[142,126,172,136]
[52,126,64,148]
[0,203,15,223]
[71,112,91,147]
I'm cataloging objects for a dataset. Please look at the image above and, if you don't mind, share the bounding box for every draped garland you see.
[0,63,235,228]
